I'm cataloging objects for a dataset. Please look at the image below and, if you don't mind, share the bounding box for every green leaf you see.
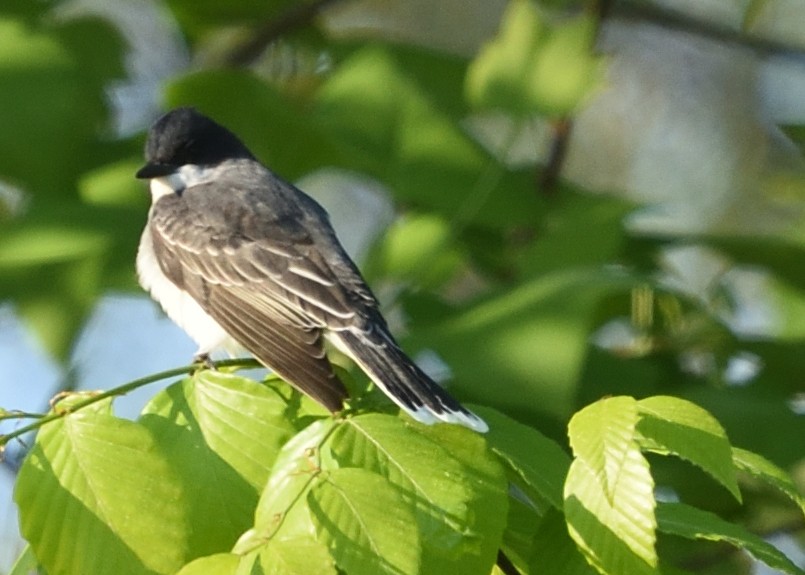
[314,46,540,228]
[568,396,638,498]
[140,371,298,558]
[8,544,39,575]
[466,3,601,116]
[78,159,149,208]
[636,396,741,502]
[326,414,508,574]
[499,491,543,571]
[471,405,570,510]
[526,509,598,575]
[309,468,421,575]
[732,447,805,516]
[678,384,804,470]
[415,268,629,421]
[0,16,120,195]
[466,0,544,115]
[565,396,658,575]
[143,370,297,489]
[163,0,287,37]
[244,418,338,550]
[176,554,239,575]
[233,420,343,574]
[371,214,465,290]
[15,409,188,575]
[527,14,602,116]
[656,502,805,575]
[0,225,108,267]
[514,191,634,276]
[246,537,338,575]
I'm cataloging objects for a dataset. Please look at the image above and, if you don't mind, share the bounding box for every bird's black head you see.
[136,107,256,179]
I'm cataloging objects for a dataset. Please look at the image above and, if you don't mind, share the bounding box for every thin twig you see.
[611,0,805,57]
[538,117,573,196]
[0,358,261,447]
[0,411,47,421]
[223,0,344,67]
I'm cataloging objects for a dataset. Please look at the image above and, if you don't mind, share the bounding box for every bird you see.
[135,107,487,432]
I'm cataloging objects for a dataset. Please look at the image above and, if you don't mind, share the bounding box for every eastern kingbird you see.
[136,107,487,432]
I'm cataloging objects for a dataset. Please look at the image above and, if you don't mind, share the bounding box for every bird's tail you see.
[330,329,488,433]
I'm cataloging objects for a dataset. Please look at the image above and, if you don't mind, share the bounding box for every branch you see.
[222,0,345,67]
[0,411,46,422]
[612,0,805,57]
[0,358,261,448]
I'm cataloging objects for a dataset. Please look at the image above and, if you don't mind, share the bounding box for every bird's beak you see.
[136,162,177,179]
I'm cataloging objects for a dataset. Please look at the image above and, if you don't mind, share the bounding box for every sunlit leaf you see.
[371,213,465,289]
[231,420,343,574]
[467,2,601,116]
[528,14,602,116]
[326,414,508,574]
[249,537,338,575]
[636,396,741,502]
[656,502,805,575]
[472,405,570,510]
[78,159,149,208]
[8,544,38,575]
[176,553,239,575]
[243,418,337,551]
[140,371,298,558]
[309,468,420,575]
[15,405,189,575]
[732,447,805,516]
[0,16,120,195]
[466,0,544,115]
[566,396,658,575]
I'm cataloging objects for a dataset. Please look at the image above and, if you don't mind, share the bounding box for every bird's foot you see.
[193,353,216,372]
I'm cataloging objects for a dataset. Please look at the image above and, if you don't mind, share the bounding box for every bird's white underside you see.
[138,174,238,356]
[137,223,237,355]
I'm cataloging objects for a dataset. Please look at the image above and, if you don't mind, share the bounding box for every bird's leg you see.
[193,352,216,371]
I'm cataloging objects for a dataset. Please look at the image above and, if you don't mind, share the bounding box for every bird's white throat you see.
[149,164,216,201]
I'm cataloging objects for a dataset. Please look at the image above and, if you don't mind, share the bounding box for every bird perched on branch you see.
[136,107,487,432]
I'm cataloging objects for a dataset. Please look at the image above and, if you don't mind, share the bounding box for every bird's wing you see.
[147,178,377,411]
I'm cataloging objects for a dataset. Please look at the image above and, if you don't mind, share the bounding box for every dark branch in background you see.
[222,0,344,67]
[496,549,522,575]
[537,0,610,196]
[536,0,805,196]
[614,0,805,57]
[537,117,573,196]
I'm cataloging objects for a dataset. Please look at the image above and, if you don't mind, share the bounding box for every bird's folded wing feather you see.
[147,179,383,410]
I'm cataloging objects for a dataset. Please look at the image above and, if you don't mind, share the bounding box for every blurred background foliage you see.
[0,0,804,572]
